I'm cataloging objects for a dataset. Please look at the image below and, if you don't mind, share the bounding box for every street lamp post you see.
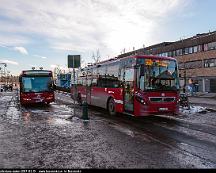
[6,71,10,85]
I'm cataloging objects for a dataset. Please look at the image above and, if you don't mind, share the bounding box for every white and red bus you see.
[19,70,55,105]
[71,55,180,116]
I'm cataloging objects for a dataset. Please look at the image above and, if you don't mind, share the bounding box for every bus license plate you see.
[159,108,168,111]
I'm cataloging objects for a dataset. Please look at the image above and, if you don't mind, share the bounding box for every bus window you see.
[22,78,32,92]
[92,78,97,86]
[140,76,144,91]
[138,60,179,91]
[125,68,134,82]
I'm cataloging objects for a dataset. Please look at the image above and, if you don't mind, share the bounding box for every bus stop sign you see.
[68,55,81,68]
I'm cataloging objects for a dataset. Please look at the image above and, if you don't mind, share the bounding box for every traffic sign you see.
[68,55,80,68]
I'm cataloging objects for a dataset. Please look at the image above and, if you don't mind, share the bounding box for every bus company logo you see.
[36,94,41,98]
[161,93,165,97]
[34,94,42,99]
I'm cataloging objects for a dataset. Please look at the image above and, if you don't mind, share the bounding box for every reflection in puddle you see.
[109,124,135,137]
[19,102,80,127]
[51,118,71,125]
[22,112,31,124]
[6,107,21,121]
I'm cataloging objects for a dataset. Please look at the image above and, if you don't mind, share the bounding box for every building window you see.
[176,49,183,56]
[208,42,216,50]
[193,46,198,53]
[185,60,202,69]
[168,52,173,57]
[204,58,216,68]
[189,47,193,54]
[204,44,208,51]
[173,50,176,57]
[162,52,168,57]
[198,45,203,52]
[184,47,189,55]
[165,52,168,57]
[146,50,150,55]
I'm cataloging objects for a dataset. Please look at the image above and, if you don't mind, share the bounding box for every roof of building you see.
[118,31,216,57]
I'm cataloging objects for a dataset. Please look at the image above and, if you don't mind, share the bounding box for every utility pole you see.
[73,57,76,116]
[82,69,89,120]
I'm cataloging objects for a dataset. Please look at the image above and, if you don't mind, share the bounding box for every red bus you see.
[71,55,180,116]
[19,70,55,105]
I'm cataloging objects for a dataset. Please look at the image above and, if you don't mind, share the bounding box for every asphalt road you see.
[0,91,215,169]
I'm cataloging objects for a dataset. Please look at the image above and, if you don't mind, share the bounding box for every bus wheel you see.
[108,98,116,116]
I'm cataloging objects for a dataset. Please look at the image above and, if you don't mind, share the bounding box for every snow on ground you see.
[180,106,207,115]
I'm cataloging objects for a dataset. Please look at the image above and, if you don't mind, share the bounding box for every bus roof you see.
[134,55,177,61]
[84,55,176,69]
[20,70,52,77]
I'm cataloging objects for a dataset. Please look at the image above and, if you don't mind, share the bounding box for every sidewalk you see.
[188,94,216,108]
[190,92,216,98]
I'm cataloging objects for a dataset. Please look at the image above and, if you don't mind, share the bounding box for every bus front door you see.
[123,68,134,113]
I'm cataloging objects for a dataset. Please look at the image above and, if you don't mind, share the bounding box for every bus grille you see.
[149,97,175,103]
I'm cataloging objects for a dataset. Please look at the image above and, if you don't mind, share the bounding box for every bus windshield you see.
[138,59,180,91]
[21,77,52,93]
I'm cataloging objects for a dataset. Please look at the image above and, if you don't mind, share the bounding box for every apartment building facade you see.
[118,31,216,93]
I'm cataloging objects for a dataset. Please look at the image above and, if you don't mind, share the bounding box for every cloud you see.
[0,59,19,65]
[13,46,28,55]
[0,0,191,58]
[0,35,29,46]
[0,43,8,48]
[33,55,47,59]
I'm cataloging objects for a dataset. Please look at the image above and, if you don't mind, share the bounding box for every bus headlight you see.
[23,98,31,101]
[135,95,146,105]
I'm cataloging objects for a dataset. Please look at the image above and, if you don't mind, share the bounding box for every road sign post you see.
[68,55,80,117]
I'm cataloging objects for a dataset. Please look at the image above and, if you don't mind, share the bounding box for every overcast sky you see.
[0,0,216,75]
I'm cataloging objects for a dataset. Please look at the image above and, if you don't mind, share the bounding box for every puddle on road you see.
[19,103,81,126]
[109,123,135,137]
[49,118,72,126]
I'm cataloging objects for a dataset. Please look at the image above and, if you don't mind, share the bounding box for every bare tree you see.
[80,57,86,68]
[92,49,101,63]
[53,65,61,79]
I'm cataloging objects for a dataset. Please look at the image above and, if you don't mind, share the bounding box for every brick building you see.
[118,31,216,93]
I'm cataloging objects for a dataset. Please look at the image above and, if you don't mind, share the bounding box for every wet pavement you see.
[0,91,216,168]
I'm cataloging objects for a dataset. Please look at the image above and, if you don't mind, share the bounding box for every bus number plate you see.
[159,108,168,111]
